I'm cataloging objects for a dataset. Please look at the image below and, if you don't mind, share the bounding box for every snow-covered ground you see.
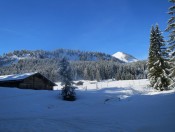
[0,79,175,132]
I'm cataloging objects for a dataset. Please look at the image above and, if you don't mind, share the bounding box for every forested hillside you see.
[0,53,147,82]
[0,49,122,66]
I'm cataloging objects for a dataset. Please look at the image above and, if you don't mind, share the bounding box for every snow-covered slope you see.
[112,52,138,63]
[0,79,175,132]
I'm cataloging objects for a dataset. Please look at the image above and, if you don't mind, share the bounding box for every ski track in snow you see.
[0,79,175,132]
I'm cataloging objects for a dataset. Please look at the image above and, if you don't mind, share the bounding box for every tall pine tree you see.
[166,0,175,87]
[58,58,76,101]
[148,25,170,91]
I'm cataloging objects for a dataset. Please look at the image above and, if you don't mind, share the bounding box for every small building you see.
[75,81,84,86]
[0,72,57,90]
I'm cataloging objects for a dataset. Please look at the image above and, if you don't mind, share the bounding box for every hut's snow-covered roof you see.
[0,72,37,82]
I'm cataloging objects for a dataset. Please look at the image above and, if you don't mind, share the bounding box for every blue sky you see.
[0,0,171,59]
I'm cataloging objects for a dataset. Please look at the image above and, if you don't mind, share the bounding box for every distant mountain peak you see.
[112,52,138,63]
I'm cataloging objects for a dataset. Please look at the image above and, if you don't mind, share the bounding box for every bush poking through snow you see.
[61,86,76,101]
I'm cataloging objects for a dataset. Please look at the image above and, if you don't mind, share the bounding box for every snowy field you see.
[0,79,175,132]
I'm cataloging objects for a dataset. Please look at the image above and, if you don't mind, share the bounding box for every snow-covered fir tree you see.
[166,0,175,88]
[148,25,171,91]
[58,58,76,101]
[148,26,158,87]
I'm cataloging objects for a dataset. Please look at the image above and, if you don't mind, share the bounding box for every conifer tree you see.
[148,26,157,87]
[58,58,76,101]
[166,0,175,87]
[96,69,101,82]
[148,25,170,90]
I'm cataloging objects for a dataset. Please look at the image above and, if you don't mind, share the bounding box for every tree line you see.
[0,58,147,82]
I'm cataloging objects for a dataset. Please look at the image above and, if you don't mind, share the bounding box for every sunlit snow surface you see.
[0,79,175,132]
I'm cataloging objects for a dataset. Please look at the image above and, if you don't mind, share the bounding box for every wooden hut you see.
[0,72,57,90]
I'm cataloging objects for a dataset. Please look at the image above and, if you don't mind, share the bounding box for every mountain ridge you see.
[0,49,123,66]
